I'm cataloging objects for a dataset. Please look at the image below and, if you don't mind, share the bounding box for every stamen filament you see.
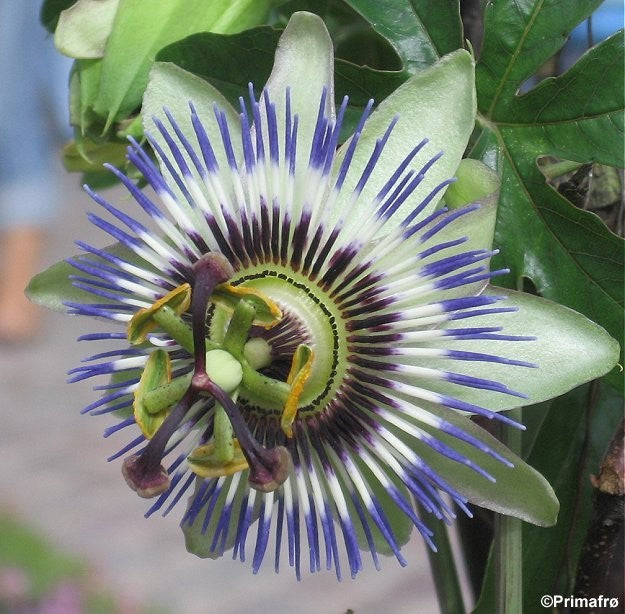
[143,372,193,414]
[122,387,194,498]
[223,299,257,355]
[152,306,195,353]
[203,380,290,493]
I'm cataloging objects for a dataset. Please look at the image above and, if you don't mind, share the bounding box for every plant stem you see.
[495,407,523,614]
[422,507,465,614]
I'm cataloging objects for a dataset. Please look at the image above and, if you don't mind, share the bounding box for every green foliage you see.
[49,0,274,182]
[344,0,463,72]
[472,1,624,390]
[473,381,623,612]
[92,0,273,129]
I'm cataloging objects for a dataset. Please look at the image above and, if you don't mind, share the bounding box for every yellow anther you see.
[212,283,282,329]
[281,345,314,438]
[133,349,172,439]
[187,440,249,478]
[127,283,191,345]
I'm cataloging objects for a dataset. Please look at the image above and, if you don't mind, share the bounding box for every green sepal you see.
[260,12,335,187]
[26,243,155,313]
[133,349,172,439]
[62,138,128,173]
[401,402,559,526]
[142,61,241,176]
[340,454,414,556]
[332,49,476,231]
[410,288,621,411]
[416,199,498,300]
[343,0,463,74]
[183,474,255,559]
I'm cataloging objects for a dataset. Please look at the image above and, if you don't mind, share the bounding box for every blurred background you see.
[0,3,443,612]
[0,175,442,612]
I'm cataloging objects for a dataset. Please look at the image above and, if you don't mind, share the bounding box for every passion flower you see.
[28,11,619,581]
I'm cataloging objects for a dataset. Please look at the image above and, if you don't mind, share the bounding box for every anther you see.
[202,378,291,492]
[121,388,193,498]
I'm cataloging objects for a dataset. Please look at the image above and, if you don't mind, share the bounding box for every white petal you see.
[331,50,476,233]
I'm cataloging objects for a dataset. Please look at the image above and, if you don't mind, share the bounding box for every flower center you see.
[123,255,351,494]
[217,265,347,418]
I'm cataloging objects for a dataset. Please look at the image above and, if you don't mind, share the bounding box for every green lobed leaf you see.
[488,135,624,389]
[156,28,279,107]
[344,0,463,74]
[412,288,620,411]
[474,7,625,391]
[273,0,402,72]
[477,0,603,119]
[496,32,625,167]
[93,0,273,130]
[333,60,407,138]
[473,382,623,612]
